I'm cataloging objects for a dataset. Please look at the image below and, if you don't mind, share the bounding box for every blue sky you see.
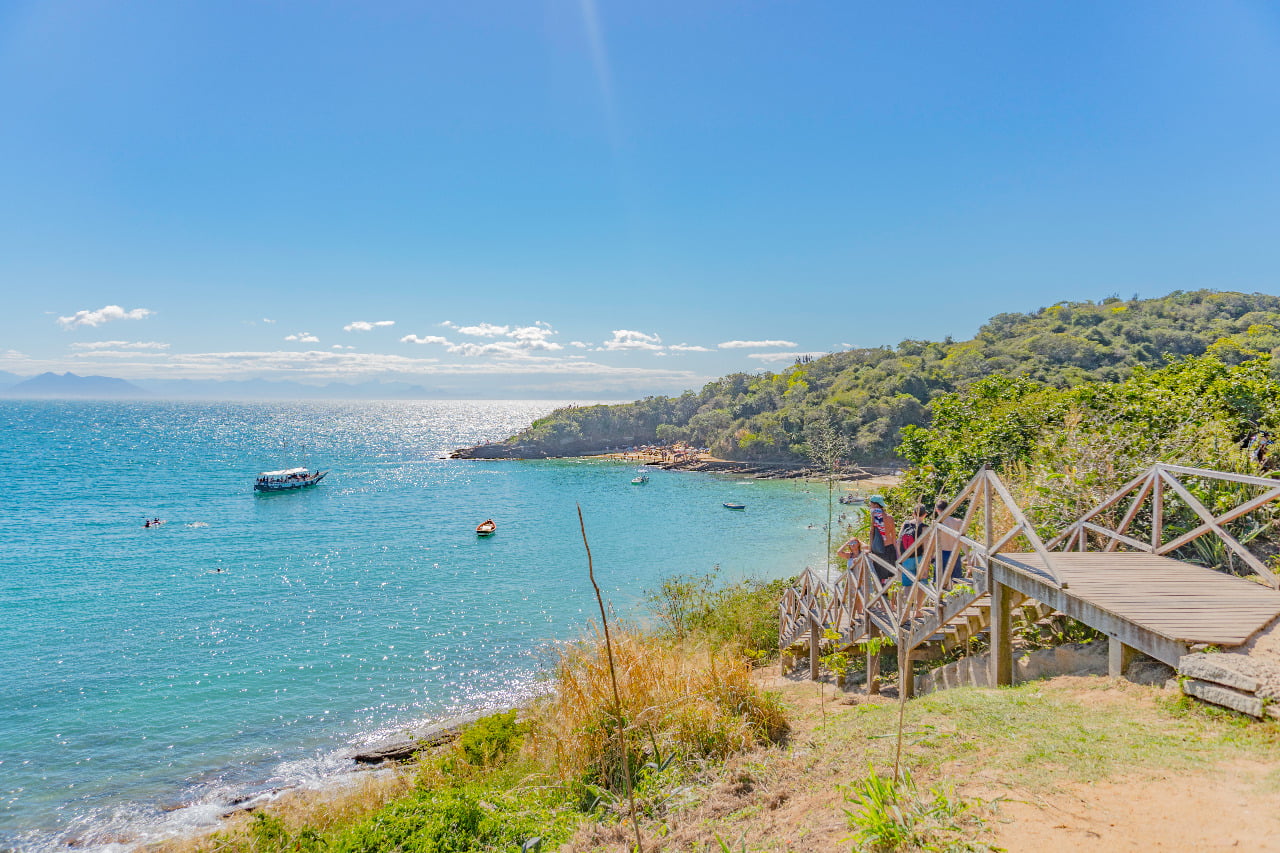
[2,1,1278,396]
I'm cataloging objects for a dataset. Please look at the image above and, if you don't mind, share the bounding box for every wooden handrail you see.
[1046,462,1280,589]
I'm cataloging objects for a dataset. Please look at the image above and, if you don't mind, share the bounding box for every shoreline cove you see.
[2,399,830,852]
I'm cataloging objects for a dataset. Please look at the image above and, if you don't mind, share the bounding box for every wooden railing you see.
[778,465,1061,663]
[1048,463,1280,589]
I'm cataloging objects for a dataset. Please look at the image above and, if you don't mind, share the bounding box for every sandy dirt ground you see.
[571,673,1280,852]
[990,763,1280,851]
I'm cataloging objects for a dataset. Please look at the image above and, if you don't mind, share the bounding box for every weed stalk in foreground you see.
[578,504,644,853]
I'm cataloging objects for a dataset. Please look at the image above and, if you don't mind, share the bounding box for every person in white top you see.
[935,499,964,581]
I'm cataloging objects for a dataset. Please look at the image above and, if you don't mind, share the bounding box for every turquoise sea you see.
[0,400,828,851]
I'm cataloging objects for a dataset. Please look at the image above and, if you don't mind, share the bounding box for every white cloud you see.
[669,343,711,353]
[599,329,663,352]
[70,350,169,360]
[401,334,451,345]
[332,344,356,350]
[262,318,276,324]
[343,320,396,332]
[570,341,590,348]
[718,339,798,349]
[746,351,826,363]
[57,305,153,329]
[438,322,563,357]
[285,332,320,343]
[70,341,170,351]
[442,321,510,338]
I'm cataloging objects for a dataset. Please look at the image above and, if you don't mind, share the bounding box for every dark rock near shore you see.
[350,710,492,765]
[450,444,547,460]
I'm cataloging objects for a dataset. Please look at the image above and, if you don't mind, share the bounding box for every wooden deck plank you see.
[993,552,1280,648]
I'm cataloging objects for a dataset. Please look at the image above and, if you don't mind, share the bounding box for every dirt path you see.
[992,763,1280,851]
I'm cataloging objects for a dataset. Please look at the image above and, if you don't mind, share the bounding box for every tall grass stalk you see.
[893,645,908,783]
[578,504,643,853]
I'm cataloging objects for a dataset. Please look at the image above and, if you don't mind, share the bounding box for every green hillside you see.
[477,290,1280,464]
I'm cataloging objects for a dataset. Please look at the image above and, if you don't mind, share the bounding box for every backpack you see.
[899,520,924,554]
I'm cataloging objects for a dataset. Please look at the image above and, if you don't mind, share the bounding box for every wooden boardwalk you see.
[992,552,1280,665]
[780,463,1280,697]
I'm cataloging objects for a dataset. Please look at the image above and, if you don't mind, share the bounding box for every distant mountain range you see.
[2,372,152,398]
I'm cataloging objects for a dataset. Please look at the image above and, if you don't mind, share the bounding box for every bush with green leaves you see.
[844,766,994,853]
[234,780,574,853]
[645,569,794,661]
[458,710,524,768]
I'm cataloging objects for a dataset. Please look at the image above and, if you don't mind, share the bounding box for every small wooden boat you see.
[723,502,746,511]
[476,519,497,537]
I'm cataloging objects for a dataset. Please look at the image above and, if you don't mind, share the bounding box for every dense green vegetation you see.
[492,291,1280,464]
[886,349,1280,572]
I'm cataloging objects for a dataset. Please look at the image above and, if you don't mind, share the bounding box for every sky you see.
[2,1,1279,396]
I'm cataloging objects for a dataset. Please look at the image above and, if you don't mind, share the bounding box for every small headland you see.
[450,441,898,482]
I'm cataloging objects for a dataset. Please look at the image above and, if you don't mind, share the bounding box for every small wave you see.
[186,522,209,528]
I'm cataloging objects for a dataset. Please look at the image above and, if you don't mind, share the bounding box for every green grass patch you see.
[802,681,1280,796]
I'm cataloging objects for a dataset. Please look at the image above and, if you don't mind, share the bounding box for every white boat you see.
[254,467,328,492]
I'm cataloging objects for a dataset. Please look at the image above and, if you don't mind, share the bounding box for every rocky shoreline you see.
[449,444,898,482]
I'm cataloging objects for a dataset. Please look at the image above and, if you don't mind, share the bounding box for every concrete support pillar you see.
[1109,637,1138,677]
[989,580,1014,687]
[809,619,820,681]
[866,626,881,696]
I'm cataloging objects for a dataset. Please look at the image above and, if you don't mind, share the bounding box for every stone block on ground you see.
[1178,654,1261,693]
[1182,678,1264,718]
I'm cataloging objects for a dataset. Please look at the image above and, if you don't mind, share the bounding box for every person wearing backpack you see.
[867,495,897,582]
[898,505,929,587]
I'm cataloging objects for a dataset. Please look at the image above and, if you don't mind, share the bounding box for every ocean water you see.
[0,400,828,851]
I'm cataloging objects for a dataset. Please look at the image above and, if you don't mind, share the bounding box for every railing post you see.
[989,579,1013,687]
[809,617,820,680]
[983,467,993,555]
[1151,472,1163,550]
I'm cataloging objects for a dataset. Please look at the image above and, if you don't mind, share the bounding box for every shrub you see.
[844,766,993,852]
[458,711,524,768]
[646,569,794,661]
[229,783,574,853]
[524,628,788,794]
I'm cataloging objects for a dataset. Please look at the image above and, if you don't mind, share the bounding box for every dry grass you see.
[146,769,417,853]
[523,627,789,789]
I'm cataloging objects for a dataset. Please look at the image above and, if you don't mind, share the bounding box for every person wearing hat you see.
[866,494,897,582]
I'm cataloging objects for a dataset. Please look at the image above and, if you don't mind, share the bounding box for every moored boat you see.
[723,502,746,510]
[476,519,497,536]
[631,474,649,485]
[254,467,328,492]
